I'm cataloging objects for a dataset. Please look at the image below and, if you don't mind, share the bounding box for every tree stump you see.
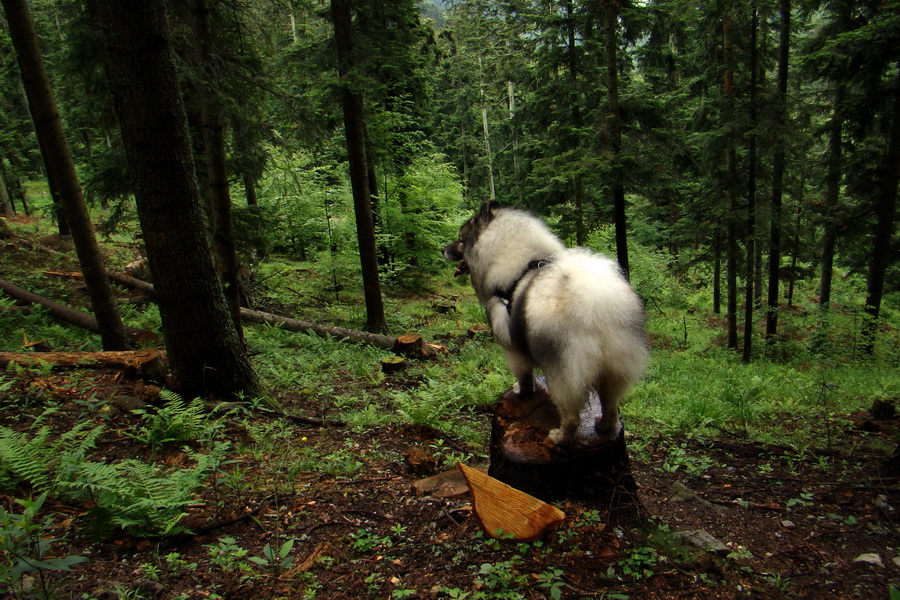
[488,376,642,516]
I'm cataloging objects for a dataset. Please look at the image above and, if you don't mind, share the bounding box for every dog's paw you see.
[512,381,534,396]
[546,427,569,446]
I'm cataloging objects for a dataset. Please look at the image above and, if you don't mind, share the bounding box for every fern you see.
[0,417,107,493]
[63,456,213,536]
[0,426,54,491]
[136,390,219,447]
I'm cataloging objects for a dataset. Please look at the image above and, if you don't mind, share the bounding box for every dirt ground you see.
[1,365,897,600]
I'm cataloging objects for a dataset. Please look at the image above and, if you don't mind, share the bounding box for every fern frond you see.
[0,425,53,491]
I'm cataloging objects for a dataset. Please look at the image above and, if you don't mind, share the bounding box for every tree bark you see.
[818,1,849,312]
[723,7,738,350]
[861,65,900,354]
[104,269,440,356]
[94,0,260,399]
[487,384,642,516]
[2,0,129,351]
[766,0,790,342]
[0,167,12,216]
[603,0,629,279]
[0,349,166,378]
[190,0,244,340]
[331,0,387,333]
[742,5,758,364]
[564,0,585,245]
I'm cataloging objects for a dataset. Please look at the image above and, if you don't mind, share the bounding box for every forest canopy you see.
[0,0,898,356]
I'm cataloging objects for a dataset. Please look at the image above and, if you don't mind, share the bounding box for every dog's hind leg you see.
[504,349,535,395]
[542,372,583,445]
[594,374,630,441]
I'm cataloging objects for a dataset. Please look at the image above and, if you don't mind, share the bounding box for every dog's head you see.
[442,202,500,277]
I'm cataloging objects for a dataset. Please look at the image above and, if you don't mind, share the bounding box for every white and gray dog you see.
[443,202,648,445]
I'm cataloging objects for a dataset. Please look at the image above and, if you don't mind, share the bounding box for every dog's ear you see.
[477,201,500,225]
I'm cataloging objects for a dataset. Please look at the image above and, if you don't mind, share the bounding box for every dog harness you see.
[498,259,553,311]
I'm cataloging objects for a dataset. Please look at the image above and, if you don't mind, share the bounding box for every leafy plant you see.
[536,568,566,600]
[476,560,528,597]
[134,390,221,448]
[0,418,105,492]
[206,536,252,575]
[62,446,225,537]
[351,528,391,553]
[0,492,88,599]
[248,538,296,572]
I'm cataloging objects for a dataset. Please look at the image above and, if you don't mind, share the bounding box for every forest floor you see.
[1,224,899,600]
[1,366,898,600]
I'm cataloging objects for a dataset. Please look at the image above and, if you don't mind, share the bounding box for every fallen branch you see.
[240,307,398,350]
[0,277,153,342]
[0,349,166,377]
[105,271,444,357]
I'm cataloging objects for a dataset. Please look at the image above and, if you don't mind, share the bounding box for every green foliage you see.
[247,538,297,572]
[62,445,224,537]
[0,410,225,537]
[0,416,105,492]
[378,153,466,285]
[134,390,220,448]
[0,492,88,599]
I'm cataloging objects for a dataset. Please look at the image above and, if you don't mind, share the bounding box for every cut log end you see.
[381,355,407,374]
[457,463,565,542]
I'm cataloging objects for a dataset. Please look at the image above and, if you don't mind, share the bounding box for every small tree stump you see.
[380,355,407,374]
[488,377,642,515]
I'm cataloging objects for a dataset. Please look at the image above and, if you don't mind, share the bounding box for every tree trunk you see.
[766,0,790,342]
[0,166,12,216]
[818,2,849,312]
[190,0,244,340]
[2,0,129,351]
[487,384,642,516]
[723,8,738,350]
[478,54,496,204]
[742,5,758,364]
[861,65,900,354]
[243,172,258,206]
[603,0,629,279]
[713,232,722,314]
[331,0,387,333]
[565,0,585,245]
[94,0,260,399]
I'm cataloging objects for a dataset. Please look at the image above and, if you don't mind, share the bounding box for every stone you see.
[669,482,726,515]
[852,553,883,567]
[781,520,796,530]
[675,529,730,556]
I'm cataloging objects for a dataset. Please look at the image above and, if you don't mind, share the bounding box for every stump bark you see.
[488,378,642,515]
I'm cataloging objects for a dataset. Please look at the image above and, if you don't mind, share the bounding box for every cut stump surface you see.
[488,379,641,513]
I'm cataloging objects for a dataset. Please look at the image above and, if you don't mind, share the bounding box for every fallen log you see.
[240,307,398,350]
[0,349,167,378]
[0,277,153,343]
[105,271,443,357]
[106,269,154,295]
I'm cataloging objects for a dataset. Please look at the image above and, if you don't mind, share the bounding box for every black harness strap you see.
[497,259,552,310]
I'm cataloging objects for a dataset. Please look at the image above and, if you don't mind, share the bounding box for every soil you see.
[0,365,897,600]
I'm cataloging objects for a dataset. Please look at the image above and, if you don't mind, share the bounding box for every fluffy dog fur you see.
[443,202,648,444]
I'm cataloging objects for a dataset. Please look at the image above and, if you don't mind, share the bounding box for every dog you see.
[443,202,648,445]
